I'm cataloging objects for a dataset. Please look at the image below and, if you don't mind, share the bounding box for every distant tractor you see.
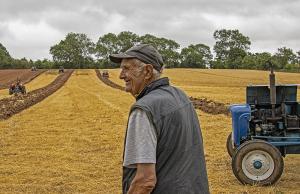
[31,66,37,71]
[227,64,300,185]
[59,66,64,73]
[9,79,26,95]
[102,70,109,78]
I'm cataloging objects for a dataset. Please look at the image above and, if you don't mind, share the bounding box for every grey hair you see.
[131,58,162,80]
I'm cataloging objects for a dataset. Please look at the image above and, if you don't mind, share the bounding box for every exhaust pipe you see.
[269,62,276,118]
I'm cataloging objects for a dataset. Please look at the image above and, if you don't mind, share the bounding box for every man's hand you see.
[127,163,156,194]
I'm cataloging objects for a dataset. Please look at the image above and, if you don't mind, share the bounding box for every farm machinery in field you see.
[227,66,300,185]
[9,79,26,95]
[59,66,64,73]
[31,66,37,71]
[102,70,109,78]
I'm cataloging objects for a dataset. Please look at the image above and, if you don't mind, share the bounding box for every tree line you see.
[1,29,300,71]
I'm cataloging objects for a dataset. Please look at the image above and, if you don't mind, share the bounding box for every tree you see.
[140,34,180,68]
[241,53,257,69]
[95,31,140,68]
[242,52,272,70]
[50,32,95,68]
[95,33,120,68]
[272,47,297,69]
[96,33,119,59]
[297,51,300,63]
[0,43,12,69]
[213,29,251,68]
[210,59,225,69]
[117,31,140,52]
[158,38,180,68]
[0,43,11,59]
[34,59,54,69]
[255,52,272,70]
[96,32,181,68]
[11,57,30,69]
[180,44,212,68]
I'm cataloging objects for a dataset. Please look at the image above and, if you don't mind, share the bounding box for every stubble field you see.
[0,69,299,193]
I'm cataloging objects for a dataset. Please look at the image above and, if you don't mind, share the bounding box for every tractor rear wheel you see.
[226,132,235,157]
[232,140,284,186]
[21,86,26,94]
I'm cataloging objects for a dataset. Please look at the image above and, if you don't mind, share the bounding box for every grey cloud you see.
[0,0,299,59]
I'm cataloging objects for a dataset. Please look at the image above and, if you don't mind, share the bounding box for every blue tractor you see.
[227,67,300,185]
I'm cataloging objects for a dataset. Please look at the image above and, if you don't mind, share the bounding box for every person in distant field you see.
[109,44,209,194]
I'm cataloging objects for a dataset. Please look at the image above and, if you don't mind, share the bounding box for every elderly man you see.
[110,44,209,194]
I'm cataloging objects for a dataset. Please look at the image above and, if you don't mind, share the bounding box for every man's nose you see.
[119,69,125,79]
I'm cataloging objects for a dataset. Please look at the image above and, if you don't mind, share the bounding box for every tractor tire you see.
[22,86,26,94]
[226,132,235,157]
[232,140,284,186]
[9,88,13,95]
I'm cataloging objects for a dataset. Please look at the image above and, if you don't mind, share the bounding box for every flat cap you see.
[109,44,164,71]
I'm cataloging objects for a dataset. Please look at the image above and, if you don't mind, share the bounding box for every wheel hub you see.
[242,150,275,181]
[253,160,263,169]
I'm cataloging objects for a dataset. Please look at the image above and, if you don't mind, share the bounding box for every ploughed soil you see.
[0,70,74,120]
[190,97,229,116]
[95,69,229,116]
[0,69,46,89]
[95,69,125,91]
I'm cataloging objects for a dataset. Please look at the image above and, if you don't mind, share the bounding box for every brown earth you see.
[95,69,230,116]
[0,69,46,89]
[0,70,74,120]
[190,97,230,116]
[95,69,125,91]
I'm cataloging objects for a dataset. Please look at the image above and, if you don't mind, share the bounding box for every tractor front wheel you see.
[232,140,284,186]
[226,132,236,157]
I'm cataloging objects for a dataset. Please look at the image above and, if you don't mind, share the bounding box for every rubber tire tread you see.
[232,140,284,186]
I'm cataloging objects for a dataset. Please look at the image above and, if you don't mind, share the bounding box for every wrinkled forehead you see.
[120,58,138,69]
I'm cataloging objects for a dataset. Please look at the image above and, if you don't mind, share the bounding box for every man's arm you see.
[127,163,157,194]
[124,108,157,193]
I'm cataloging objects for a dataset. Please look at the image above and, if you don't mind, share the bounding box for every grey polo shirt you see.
[123,108,157,168]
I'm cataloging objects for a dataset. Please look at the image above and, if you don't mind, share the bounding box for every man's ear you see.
[144,64,154,80]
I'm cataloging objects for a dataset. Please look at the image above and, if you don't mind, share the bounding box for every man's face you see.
[119,59,146,96]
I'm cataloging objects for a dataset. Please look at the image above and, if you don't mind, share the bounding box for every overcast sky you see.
[0,0,299,60]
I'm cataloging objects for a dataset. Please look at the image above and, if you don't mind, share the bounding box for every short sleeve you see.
[123,108,157,168]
